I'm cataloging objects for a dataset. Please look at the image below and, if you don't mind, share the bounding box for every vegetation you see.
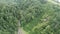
[0,0,60,34]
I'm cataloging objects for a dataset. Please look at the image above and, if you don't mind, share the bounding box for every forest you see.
[0,0,60,34]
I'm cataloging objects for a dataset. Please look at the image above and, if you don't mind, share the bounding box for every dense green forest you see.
[0,0,60,34]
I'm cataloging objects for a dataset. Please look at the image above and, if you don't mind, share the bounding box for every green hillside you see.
[0,0,60,34]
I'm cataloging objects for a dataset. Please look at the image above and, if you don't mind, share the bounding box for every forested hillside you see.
[0,0,60,34]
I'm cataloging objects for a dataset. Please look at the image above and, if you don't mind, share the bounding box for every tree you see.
[0,0,60,34]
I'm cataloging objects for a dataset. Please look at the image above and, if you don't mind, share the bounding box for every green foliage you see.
[0,0,60,34]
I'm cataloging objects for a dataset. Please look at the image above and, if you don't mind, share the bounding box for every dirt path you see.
[18,28,28,34]
[18,20,28,34]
